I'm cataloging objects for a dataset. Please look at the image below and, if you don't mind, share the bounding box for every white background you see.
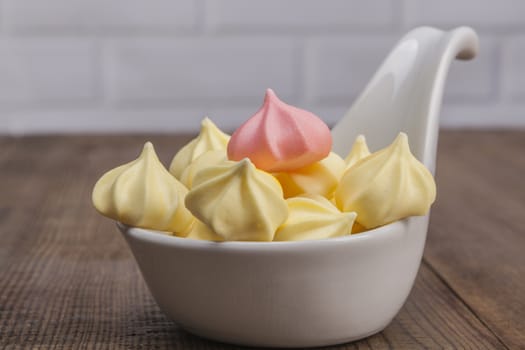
[0,0,524,134]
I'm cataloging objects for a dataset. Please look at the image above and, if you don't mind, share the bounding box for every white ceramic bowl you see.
[117,26,478,347]
[119,216,427,348]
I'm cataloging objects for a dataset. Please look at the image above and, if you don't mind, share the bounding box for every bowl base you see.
[181,322,390,348]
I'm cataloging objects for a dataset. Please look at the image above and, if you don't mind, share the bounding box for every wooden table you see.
[1,131,523,349]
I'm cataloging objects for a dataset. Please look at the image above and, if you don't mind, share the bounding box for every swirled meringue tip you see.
[274,195,357,241]
[169,117,230,179]
[92,141,195,234]
[335,132,436,229]
[227,88,332,172]
[344,134,371,169]
[185,157,288,242]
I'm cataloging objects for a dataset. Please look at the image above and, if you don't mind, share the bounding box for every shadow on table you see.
[123,310,383,350]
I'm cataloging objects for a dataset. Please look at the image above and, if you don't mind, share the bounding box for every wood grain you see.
[425,130,525,349]
[0,132,521,349]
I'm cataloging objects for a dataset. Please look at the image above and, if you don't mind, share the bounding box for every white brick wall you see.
[206,0,395,31]
[503,36,525,100]
[0,39,97,105]
[404,0,525,29]
[3,0,197,33]
[0,0,523,134]
[107,38,296,104]
[305,37,394,103]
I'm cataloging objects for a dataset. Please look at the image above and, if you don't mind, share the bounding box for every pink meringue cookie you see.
[227,89,332,172]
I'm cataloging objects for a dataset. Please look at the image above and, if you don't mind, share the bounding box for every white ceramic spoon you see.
[331,28,479,297]
[332,26,478,174]
[119,27,479,348]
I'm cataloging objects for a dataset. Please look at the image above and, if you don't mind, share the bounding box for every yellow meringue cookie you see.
[169,117,230,179]
[185,220,224,241]
[92,142,195,234]
[335,133,436,229]
[179,150,227,189]
[344,134,371,169]
[185,158,288,241]
[273,152,346,199]
[274,195,356,241]
[351,222,367,234]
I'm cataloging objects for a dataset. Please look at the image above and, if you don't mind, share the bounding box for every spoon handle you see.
[331,26,479,174]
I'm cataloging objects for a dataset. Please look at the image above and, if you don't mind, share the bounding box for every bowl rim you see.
[118,217,411,250]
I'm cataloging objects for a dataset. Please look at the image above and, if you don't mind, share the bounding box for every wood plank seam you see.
[422,258,511,350]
